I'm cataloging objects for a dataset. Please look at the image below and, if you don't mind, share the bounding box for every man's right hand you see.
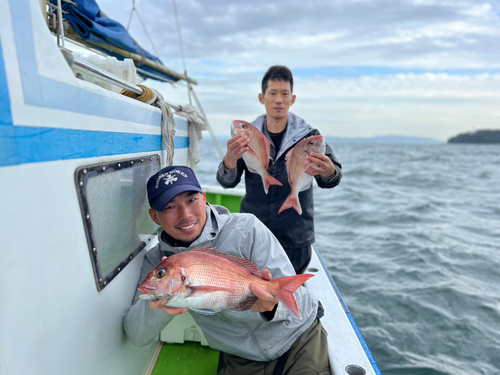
[149,299,188,316]
[224,133,250,170]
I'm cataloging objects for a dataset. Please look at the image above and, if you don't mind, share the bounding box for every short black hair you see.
[261,65,294,95]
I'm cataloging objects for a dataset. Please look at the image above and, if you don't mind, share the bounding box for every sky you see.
[96,0,500,140]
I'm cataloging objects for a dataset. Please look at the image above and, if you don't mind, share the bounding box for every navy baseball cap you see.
[147,166,203,211]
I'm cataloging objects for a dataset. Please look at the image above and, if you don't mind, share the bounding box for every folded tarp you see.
[51,0,179,82]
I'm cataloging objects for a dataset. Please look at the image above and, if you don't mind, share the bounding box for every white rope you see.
[143,89,176,166]
[175,105,208,170]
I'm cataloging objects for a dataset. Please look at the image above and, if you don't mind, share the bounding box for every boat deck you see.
[152,342,219,375]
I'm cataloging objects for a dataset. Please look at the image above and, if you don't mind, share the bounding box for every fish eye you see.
[308,141,314,146]
[156,267,167,278]
[242,124,248,129]
[181,275,186,282]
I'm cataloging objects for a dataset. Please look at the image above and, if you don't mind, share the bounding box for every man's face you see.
[149,191,207,245]
[259,79,296,121]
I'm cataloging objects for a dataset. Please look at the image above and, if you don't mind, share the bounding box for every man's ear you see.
[149,208,161,225]
[291,94,296,106]
[258,93,264,104]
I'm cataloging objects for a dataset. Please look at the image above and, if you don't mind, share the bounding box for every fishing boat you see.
[0,1,381,374]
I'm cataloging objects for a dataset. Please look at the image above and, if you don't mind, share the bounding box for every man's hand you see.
[305,153,336,178]
[224,133,250,170]
[149,299,188,315]
[250,269,278,313]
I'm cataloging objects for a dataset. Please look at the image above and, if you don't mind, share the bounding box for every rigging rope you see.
[174,105,208,170]
[121,85,176,166]
[126,0,160,58]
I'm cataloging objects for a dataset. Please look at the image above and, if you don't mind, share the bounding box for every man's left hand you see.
[250,269,278,313]
[305,153,336,178]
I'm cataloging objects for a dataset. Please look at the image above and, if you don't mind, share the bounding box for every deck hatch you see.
[75,155,162,291]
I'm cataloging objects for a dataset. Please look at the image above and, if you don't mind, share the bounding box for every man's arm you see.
[304,127,342,188]
[216,155,246,189]
[216,133,249,188]
[123,252,180,347]
[236,215,314,321]
[223,132,249,169]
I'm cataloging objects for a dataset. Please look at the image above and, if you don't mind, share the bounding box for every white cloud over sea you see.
[98,0,500,140]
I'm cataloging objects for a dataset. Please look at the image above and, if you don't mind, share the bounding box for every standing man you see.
[217,65,342,274]
[123,165,331,375]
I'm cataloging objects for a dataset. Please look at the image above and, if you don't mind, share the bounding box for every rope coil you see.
[121,85,208,169]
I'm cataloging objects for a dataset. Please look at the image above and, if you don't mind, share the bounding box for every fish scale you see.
[231,120,283,194]
[278,135,326,215]
[138,247,313,317]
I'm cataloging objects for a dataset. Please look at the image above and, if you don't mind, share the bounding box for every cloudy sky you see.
[97,0,500,140]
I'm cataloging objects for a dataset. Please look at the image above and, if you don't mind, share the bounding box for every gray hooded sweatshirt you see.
[123,204,319,361]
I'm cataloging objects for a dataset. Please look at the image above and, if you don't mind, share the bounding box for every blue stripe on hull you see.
[0,39,12,126]
[312,244,382,374]
[0,126,188,167]
[346,313,383,375]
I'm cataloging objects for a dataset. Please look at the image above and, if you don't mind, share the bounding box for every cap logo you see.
[165,174,178,185]
[155,169,189,188]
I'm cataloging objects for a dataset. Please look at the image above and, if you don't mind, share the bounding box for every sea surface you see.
[194,138,500,375]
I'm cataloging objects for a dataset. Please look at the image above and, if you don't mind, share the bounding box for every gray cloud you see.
[95,0,500,138]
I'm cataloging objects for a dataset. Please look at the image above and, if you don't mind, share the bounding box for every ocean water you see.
[195,139,500,375]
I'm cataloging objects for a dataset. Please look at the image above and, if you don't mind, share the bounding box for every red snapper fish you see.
[278,135,326,215]
[138,247,313,318]
[231,120,282,194]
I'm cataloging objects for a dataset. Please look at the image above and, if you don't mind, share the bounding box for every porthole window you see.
[75,155,161,291]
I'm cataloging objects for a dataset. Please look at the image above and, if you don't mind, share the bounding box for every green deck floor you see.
[151,342,220,375]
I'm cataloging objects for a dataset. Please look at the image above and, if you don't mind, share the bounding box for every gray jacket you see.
[217,112,342,248]
[123,204,318,361]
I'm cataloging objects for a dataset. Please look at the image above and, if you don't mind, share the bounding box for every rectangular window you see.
[75,155,161,291]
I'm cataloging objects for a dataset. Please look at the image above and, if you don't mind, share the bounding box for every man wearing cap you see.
[123,166,331,375]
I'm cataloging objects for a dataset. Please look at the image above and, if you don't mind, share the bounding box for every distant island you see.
[448,130,500,144]
[213,134,443,144]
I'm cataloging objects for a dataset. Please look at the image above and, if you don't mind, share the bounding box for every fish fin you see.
[278,194,302,215]
[285,149,293,185]
[233,296,258,311]
[272,274,314,319]
[189,308,217,315]
[190,247,263,277]
[263,173,283,194]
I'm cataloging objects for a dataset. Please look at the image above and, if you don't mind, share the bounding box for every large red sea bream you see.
[138,247,313,318]
[231,120,282,194]
[278,135,326,215]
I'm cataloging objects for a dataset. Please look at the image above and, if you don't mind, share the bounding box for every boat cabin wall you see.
[1,1,192,374]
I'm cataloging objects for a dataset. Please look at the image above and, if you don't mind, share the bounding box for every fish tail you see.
[278,194,302,215]
[263,173,283,194]
[272,274,314,319]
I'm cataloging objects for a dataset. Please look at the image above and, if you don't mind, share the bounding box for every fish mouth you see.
[230,122,240,137]
[138,286,156,294]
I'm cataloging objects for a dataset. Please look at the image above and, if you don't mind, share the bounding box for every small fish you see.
[278,135,326,215]
[231,120,282,194]
[138,247,313,318]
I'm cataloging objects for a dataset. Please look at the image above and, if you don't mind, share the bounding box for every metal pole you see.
[56,0,65,48]
[60,48,181,111]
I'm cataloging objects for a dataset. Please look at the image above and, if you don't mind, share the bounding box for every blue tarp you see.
[51,0,179,82]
